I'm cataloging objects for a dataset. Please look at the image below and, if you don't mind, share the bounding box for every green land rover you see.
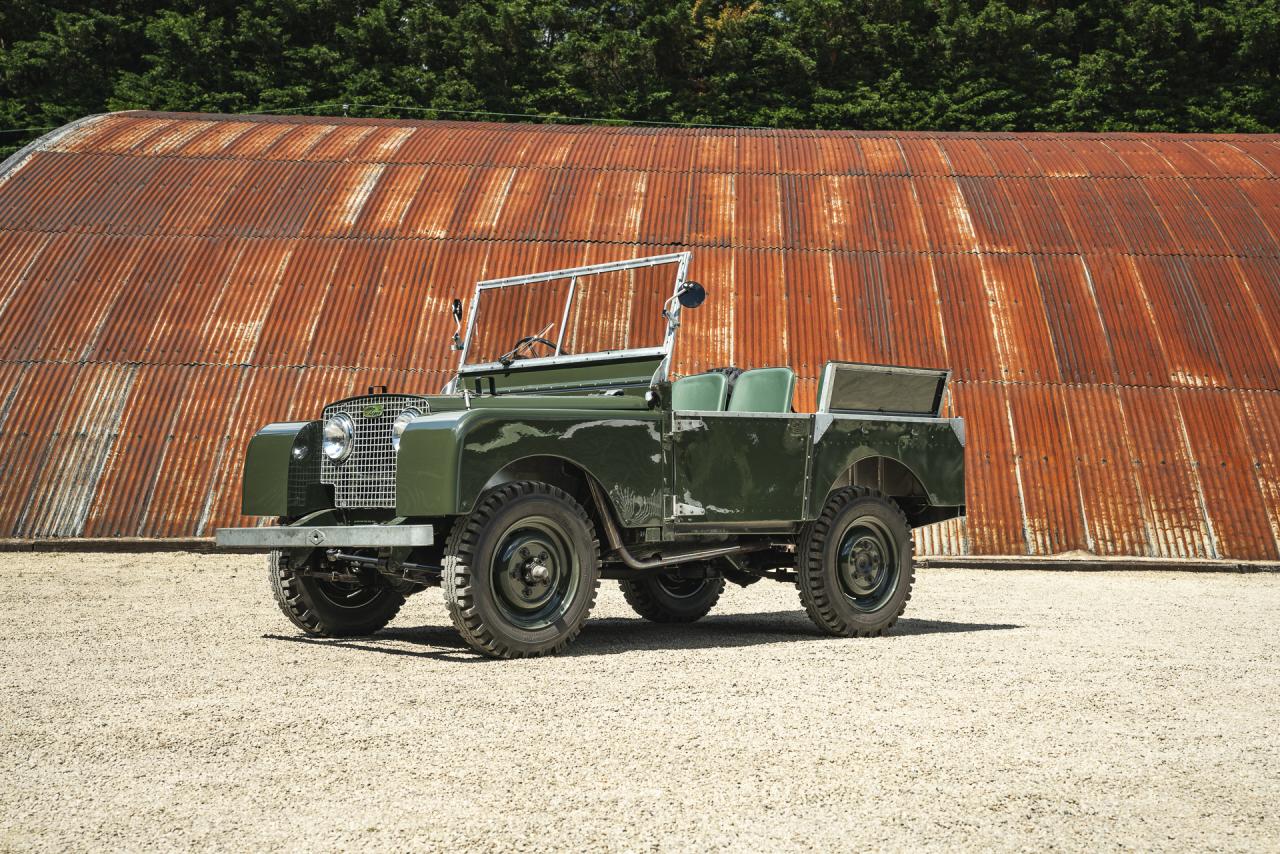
[217,252,966,657]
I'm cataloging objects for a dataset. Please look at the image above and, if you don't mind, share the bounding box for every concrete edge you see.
[916,556,1280,573]
[2,538,1277,571]
[0,537,218,553]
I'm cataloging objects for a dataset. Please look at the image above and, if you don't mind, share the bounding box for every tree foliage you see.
[3,0,1279,157]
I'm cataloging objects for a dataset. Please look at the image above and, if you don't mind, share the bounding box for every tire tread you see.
[620,575,726,623]
[796,487,914,637]
[268,550,403,637]
[442,481,600,658]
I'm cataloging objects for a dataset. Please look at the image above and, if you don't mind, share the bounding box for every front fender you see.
[396,408,665,526]
[241,421,324,516]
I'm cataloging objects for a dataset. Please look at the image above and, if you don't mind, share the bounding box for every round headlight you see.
[322,413,354,461]
[392,408,420,452]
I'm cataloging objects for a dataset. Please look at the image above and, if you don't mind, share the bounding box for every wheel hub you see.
[835,517,899,611]
[490,519,579,629]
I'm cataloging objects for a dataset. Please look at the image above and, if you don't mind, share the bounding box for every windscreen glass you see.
[463,280,570,366]
[464,261,678,366]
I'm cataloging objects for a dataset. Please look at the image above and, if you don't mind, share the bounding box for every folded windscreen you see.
[818,362,949,416]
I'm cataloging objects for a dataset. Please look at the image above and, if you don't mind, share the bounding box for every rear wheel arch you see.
[818,455,932,524]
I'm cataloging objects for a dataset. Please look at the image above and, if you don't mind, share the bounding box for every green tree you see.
[3,0,1279,160]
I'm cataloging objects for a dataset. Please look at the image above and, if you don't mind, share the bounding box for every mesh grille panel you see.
[320,395,430,508]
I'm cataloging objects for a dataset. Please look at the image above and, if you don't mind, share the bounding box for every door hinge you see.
[671,417,706,434]
[672,499,706,518]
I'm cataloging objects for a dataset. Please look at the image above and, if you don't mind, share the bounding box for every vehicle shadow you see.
[263,612,1020,661]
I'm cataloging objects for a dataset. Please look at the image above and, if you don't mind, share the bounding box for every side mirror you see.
[451,298,464,350]
[677,281,706,309]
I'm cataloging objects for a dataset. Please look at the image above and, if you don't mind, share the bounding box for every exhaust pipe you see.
[587,479,768,571]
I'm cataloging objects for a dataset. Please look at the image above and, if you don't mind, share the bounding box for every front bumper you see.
[214,524,434,550]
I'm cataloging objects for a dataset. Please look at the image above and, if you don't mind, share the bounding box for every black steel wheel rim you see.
[655,573,708,599]
[835,516,899,612]
[489,516,580,630]
[313,579,383,609]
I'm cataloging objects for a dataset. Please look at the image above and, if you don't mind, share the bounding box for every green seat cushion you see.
[727,367,795,413]
[671,372,730,411]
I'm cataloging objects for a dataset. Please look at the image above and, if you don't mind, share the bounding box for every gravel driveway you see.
[2,552,1277,851]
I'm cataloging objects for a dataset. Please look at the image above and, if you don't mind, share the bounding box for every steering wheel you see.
[496,332,568,368]
[506,335,563,358]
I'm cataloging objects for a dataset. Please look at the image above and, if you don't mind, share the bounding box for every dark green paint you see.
[240,353,965,542]
[672,414,810,522]
[457,353,663,395]
[241,421,326,516]
[397,403,665,526]
[808,416,966,511]
[244,405,965,530]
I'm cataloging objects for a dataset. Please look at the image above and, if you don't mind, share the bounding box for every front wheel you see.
[442,481,601,658]
[268,551,404,637]
[620,571,725,623]
[796,487,914,637]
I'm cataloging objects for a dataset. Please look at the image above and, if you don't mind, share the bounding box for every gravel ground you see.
[2,552,1278,852]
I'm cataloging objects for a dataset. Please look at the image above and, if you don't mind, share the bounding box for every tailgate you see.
[817,362,950,417]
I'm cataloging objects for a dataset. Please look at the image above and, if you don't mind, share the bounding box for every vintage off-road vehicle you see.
[217,253,965,657]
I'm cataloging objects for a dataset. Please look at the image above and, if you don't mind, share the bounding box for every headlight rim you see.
[391,407,421,452]
[322,412,355,461]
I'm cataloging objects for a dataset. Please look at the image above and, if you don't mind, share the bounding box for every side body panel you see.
[670,413,810,523]
[808,414,966,512]
[397,408,665,527]
[242,421,325,516]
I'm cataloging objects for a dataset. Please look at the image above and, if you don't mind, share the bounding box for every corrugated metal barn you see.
[0,110,1278,560]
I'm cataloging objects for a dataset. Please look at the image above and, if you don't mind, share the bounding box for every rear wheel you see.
[442,481,601,658]
[796,487,914,637]
[620,571,725,623]
[268,550,404,637]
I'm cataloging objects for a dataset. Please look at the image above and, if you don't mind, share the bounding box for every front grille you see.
[288,420,321,509]
[320,395,431,508]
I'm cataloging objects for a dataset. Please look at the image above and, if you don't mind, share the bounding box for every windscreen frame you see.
[451,252,692,384]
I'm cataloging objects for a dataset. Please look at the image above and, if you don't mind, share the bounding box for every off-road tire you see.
[268,550,404,637]
[620,573,726,623]
[797,487,914,637]
[442,481,601,658]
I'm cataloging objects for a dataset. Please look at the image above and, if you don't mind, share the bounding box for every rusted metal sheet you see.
[1062,384,1150,556]
[948,381,1024,555]
[1115,386,1215,558]
[930,253,1001,381]
[1005,383,1087,555]
[1,111,1279,560]
[1030,254,1115,385]
[20,362,137,537]
[1081,253,1169,386]
[1233,391,1280,556]
[1174,388,1276,560]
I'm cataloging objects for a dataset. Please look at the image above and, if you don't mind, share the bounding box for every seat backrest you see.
[671,372,730,411]
[727,367,796,413]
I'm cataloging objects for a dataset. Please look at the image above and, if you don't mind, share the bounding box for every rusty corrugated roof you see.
[1,111,1278,559]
